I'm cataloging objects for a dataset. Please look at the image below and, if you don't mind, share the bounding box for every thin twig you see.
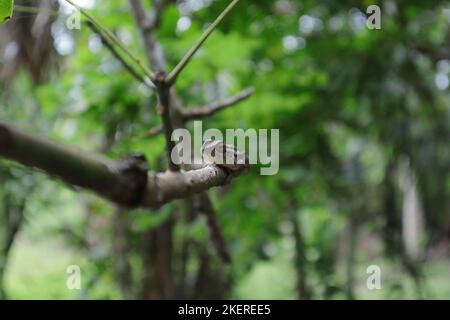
[182,88,255,120]
[64,0,155,84]
[85,22,153,88]
[13,5,59,16]
[167,0,242,84]
[146,88,255,137]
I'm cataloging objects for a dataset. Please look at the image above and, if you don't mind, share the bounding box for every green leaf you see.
[0,0,13,23]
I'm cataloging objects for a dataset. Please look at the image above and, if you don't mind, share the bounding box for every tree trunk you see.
[291,209,311,300]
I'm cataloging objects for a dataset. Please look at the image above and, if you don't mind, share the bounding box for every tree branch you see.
[167,0,242,84]
[195,193,231,264]
[147,88,255,137]
[65,0,155,83]
[85,22,153,88]
[128,0,167,72]
[0,122,245,209]
[154,72,180,171]
[181,88,255,121]
[129,0,179,171]
[128,0,235,267]
[13,4,59,16]
[150,0,168,31]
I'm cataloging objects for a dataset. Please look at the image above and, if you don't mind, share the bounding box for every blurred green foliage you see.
[0,0,449,299]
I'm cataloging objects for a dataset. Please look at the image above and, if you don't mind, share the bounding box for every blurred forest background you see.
[0,0,449,299]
